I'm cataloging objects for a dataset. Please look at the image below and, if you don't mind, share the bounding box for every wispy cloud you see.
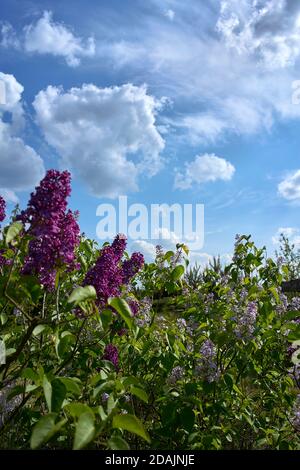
[1,11,95,66]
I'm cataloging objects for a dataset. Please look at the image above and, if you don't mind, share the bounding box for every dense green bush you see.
[0,172,299,450]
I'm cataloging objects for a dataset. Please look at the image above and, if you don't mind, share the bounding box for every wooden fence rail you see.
[281,279,300,293]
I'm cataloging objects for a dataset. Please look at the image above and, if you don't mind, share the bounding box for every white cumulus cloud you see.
[33,83,165,198]
[216,0,300,70]
[174,153,235,190]
[278,170,300,200]
[0,72,45,195]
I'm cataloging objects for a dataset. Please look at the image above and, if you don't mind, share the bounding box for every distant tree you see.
[275,233,300,280]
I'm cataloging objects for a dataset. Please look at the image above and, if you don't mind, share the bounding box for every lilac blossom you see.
[135,297,152,327]
[168,366,184,385]
[290,297,300,311]
[176,318,187,329]
[20,170,80,290]
[122,252,144,284]
[83,235,144,309]
[127,298,139,317]
[112,234,127,262]
[0,196,5,223]
[103,343,119,369]
[234,301,258,340]
[195,339,220,383]
[101,393,110,402]
[84,244,124,306]
[276,293,288,315]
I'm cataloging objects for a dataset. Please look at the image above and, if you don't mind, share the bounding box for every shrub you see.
[0,172,299,450]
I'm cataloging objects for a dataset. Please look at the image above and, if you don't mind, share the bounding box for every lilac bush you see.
[0,173,299,451]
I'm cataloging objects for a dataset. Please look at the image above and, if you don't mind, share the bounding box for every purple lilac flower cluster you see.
[168,366,184,385]
[0,196,5,223]
[195,339,220,383]
[103,343,119,369]
[234,301,258,340]
[122,252,144,284]
[127,298,139,317]
[84,243,124,306]
[20,170,80,290]
[83,234,144,308]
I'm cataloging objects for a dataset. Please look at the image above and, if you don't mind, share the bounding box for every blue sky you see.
[1,0,300,264]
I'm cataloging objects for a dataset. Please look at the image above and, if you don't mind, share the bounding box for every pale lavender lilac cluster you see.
[20,170,80,290]
[176,318,187,330]
[168,366,185,385]
[289,297,300,311]
[135,297,152,327]
[195,339,220,383]
[234,301,258,340]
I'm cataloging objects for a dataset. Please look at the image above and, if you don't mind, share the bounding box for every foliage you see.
[275,232,300,280]
[0,174,299,450]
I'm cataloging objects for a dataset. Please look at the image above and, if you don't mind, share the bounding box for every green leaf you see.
[171,265,185,281]
[58,377,81,396]
[164,250,174,261]
[33,324,47,336]
[73,412,95,450]
[130,386,148,403]
[21,368,39,383]
[30,414,66,449]
[6,221,23,245]
[51,379,67,412]
[108,436,130,450]
[56,332,75,359]
[68,285,96,305]
[113,414,150,443]
[108,298,133,330]
[287,325,300,342]
[64,403,93,418]
[107,395,117,415]
[43,376,52,412]
[179,407,195,433]
[99,309,113,330]
[224,374,234,391]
